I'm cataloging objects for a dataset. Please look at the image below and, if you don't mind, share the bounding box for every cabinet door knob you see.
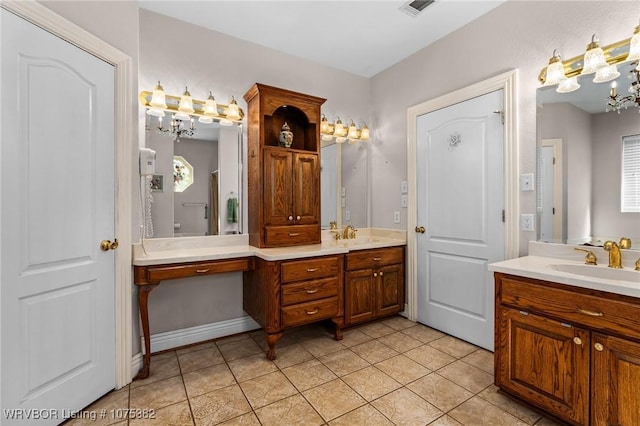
[573,337,582,345]
[288,215,293,221]
[296,215,301,220]
[373,272,378,277]
[594,343,604,352]
[379,271,384,276]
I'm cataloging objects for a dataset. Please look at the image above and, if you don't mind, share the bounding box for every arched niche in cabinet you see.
[265,105,317,152]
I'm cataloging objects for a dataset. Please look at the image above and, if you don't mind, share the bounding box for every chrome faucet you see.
[343,225,357,239]
[603,237,631,269]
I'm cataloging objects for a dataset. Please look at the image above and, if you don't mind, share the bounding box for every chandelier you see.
[140,82,244,141]
[320,114,370,143]
[539,21,640,113]
[606,65,640,113]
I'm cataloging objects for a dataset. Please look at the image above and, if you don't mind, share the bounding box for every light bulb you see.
[225,96,241,121]
[320,114,330,133]
[359,125,370,140]
[177,86,194,120]
[347,120,358,139]
[203,91,219,116]
[149,81,167,109]
[627,23,640,61]
[581,34,607,75]
[543,49,566,86]
[556,76,580,93]
[334,118,344,137]
[593,64,620,83]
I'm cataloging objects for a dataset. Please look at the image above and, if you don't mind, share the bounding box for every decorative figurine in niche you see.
[279,122,293,147]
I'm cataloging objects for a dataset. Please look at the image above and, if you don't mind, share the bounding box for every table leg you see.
[332,317,344,341]
[265,332,283,360]
[134,283,159,380]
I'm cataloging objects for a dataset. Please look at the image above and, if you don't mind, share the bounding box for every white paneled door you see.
[416,90,504,351]
[1,9,116,424]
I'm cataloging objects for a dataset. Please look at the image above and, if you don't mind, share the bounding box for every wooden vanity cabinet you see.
[344,247,405,326]
[243,254,344,360]
[494,272,640,426]
[244,83,325,248]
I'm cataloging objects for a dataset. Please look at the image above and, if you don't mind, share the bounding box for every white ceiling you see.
[139,0,506,78]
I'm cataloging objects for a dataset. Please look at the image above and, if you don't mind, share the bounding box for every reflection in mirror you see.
[321,141,340,229]
[537,60,640,245]
[146,117,242,238]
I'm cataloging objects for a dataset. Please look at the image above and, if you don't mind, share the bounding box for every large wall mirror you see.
[536,59,640,245]
[321,140,369,230]
[145,118,242,238]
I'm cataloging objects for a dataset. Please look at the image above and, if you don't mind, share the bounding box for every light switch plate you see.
[520,173,535,191]
[400,181,408,194]
[345,210,351,221]
[401,194,408,208]
[341,187,346,197]
[341,197,346,208]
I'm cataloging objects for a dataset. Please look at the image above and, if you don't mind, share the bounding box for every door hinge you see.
[493,110,504,125]
[502,209,505,223]
[552,207,555,215]
[553,157,556,165]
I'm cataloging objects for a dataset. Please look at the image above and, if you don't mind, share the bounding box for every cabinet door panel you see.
[376,264,404,317]
[292,153,319,224]
[345,269,375,325]
[496,308,589,425]
[264,148,293,225]
[592,333,640,426]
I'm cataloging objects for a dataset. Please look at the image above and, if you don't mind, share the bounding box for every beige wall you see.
[369,0,638,254]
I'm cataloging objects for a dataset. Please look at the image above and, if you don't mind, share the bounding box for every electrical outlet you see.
[393,211,401,224]
[400,181,408,194]
[520,173,535,191]
[521,214,535,231]
[345,210,351,221]
[401,194,408,208]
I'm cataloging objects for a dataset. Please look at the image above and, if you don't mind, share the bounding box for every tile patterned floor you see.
[68,316,562,426]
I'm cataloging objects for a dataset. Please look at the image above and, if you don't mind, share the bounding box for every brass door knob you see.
[415,226,425,234]
[100,239,119,251]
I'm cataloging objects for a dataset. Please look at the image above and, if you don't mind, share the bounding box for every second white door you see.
[416,90,504,351]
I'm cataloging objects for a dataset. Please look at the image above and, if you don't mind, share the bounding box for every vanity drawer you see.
[264,225,320,247]
[281,256,340,283]
[499,275,640,340]
[281,297,338,328]
[346,247,404,270]
[281,277,338,306]
[143,258,253,283]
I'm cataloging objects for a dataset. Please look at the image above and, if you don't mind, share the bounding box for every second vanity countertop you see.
[132,228,407,266]
[489,241,640,299]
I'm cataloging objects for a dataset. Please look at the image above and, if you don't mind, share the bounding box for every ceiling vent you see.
[400,0,435,17]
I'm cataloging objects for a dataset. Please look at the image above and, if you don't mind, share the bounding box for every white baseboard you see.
[134,315,261,361]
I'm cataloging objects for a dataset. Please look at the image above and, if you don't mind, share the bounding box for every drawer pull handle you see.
[594,343,604,352]
[373,257,382,261]
[306,288,319,294]
[289,233,300,237]
[578,309,603,317]
[306,308,319,315]
[307,268,319,272]
[573,337,582,345]
[196,269,210,273]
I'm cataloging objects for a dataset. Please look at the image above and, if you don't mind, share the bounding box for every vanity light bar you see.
[538,36,633,85]
[139,91,245,123]
[320,114,370,143]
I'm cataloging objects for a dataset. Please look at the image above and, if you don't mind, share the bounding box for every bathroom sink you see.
[548,263,640,283]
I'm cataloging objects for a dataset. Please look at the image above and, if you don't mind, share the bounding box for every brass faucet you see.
[575,247,597,265]
[636,258,640,272]
[603,237,631,269]
[343,225,357,239]
[330,230,341,240]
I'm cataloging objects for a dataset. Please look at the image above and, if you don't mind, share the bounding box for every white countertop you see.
[490,243,640,298]
[132,228,407,266]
